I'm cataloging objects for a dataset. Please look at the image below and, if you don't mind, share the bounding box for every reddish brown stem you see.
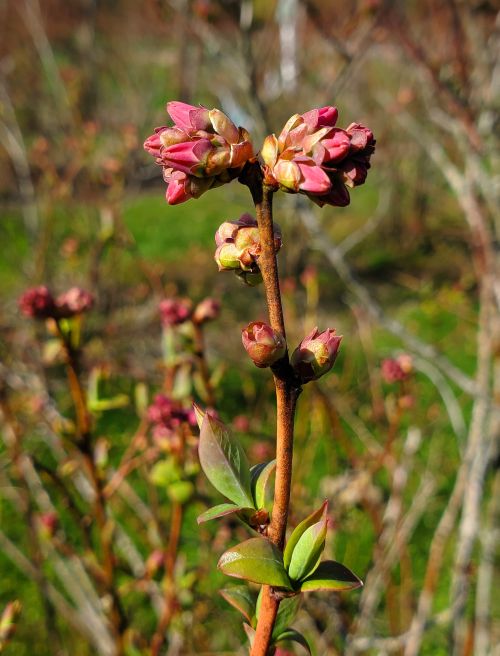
[57,323,127,654]
[150,502,183,656]
[244,168,301,656]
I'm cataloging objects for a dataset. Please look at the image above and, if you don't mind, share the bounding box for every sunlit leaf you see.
[219,587,256,624]
[250,460,276,511]
[193,403,205,429]
[287,504,328,582]
[300,560,362,592]
[274,628,311,654]
[283,500,328,571]
[198,414,254,508]
[197,503,248,524]
[218,538,292,589]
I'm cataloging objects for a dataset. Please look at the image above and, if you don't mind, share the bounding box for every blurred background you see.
[0,1,498,654]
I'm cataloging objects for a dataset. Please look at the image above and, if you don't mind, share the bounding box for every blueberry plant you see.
[144,102,376,655]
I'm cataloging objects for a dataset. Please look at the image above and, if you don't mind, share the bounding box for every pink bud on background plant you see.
[381,354,413,383]
[159,298,192,326]
[144,102,254,204]
[19,286,94,319]
[192,297,221,324]
[18,286,56,319]
[261,105,375,207]
[55,287,94,317]
[242,321,286,368]
[291,327,342,382]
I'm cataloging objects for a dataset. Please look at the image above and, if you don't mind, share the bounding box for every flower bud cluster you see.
[147,394,197,443]
[241,321,286,368]
[192,297,221,324]
[214,213,282,286]
[291,327,342,383]
[159,298,192,327]
[381,355,413,384]
[262,106,375,207]
[19,286,94,320]
[144,102,254,204]
[159,297,220,327]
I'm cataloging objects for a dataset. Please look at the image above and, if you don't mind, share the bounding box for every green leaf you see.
[300,560,362,592]
[218,538,292,589]
[274,628,311,654]
[257,590,302,638]
[149,459,182,487]
[250,460,276,511]
[219,587,256,624]
[167,480,194,503]
[287,504,328,582]
[273,594,302,638]
[88,394,129,412]
[198,414,254,508]
[197,503,248,524]
[284,500,328,571]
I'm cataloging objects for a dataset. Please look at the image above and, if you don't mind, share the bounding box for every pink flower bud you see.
[214,214,281,278]
[166,101,209,132]
[381,355,412,383]
[302,105,339,130]
[242,321,286,368]
[143,127,167,157]
[262,106,375,207]
[192,298,220,324]
[145,101,254,204]
[38,512,59,538]
[159,298,191,326]
[291,327,342,382]
[18,286,56,319]
[161,139,213,177]
[55,287,94,317]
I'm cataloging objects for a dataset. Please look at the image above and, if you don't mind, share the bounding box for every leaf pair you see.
[196,408,275,528]
[218,502,362,594]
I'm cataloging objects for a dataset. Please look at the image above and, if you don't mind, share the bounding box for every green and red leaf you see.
[197,503,250,524]
[300,560,362,592]
[274,628,311,654]
[287,504,328,582]
[218,537,292,589]
[283,500,328,572]
[198,413,254,509]
[219,586,256,624]
[250,459,276,511]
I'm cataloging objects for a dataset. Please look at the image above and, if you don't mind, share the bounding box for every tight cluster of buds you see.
[381,354,413,384]
[144,102,254,204]
[147,394,197,443]
[241,321,286,368]
[159,297,220,327]
[215,213,282,286]
[262,106,375,207]
[159,298,192,326]
[19,286,94,320]
[291,327,342,383]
